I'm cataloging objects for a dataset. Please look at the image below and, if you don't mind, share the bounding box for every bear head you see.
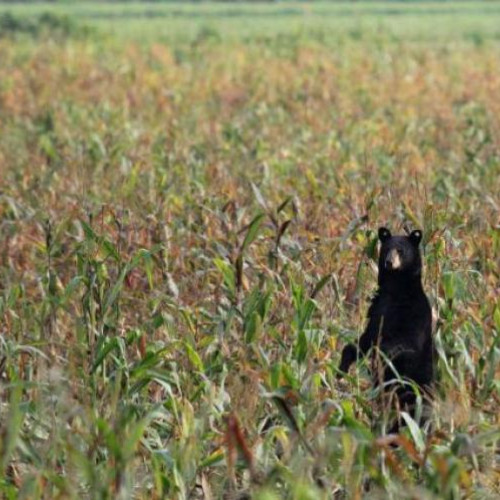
[377,227,423,281]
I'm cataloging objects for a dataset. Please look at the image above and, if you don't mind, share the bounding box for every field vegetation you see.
[0,2,499,499]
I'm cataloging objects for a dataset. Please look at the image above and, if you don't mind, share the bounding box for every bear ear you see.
[378,227,391,242]
[409,229,422,246]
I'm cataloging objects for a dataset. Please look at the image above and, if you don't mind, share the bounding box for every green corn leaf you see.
[240,213,265,254]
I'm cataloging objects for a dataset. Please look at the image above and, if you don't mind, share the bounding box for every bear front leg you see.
[338,315,380,377]
[338,323,378,376]
[338,343,358,375]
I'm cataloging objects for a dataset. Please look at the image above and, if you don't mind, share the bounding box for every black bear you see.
[339,227,434,429]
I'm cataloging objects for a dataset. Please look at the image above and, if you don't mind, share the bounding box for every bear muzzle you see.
[385,249,402,270]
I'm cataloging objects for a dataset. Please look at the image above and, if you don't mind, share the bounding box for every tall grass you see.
[0,7,499,499]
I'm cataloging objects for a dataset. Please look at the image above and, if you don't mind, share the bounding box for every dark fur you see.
[339,227,434,428]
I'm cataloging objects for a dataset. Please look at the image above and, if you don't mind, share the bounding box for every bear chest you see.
[370,296,426,339]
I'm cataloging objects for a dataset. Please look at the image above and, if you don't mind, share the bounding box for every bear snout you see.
[385,249,402,270]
